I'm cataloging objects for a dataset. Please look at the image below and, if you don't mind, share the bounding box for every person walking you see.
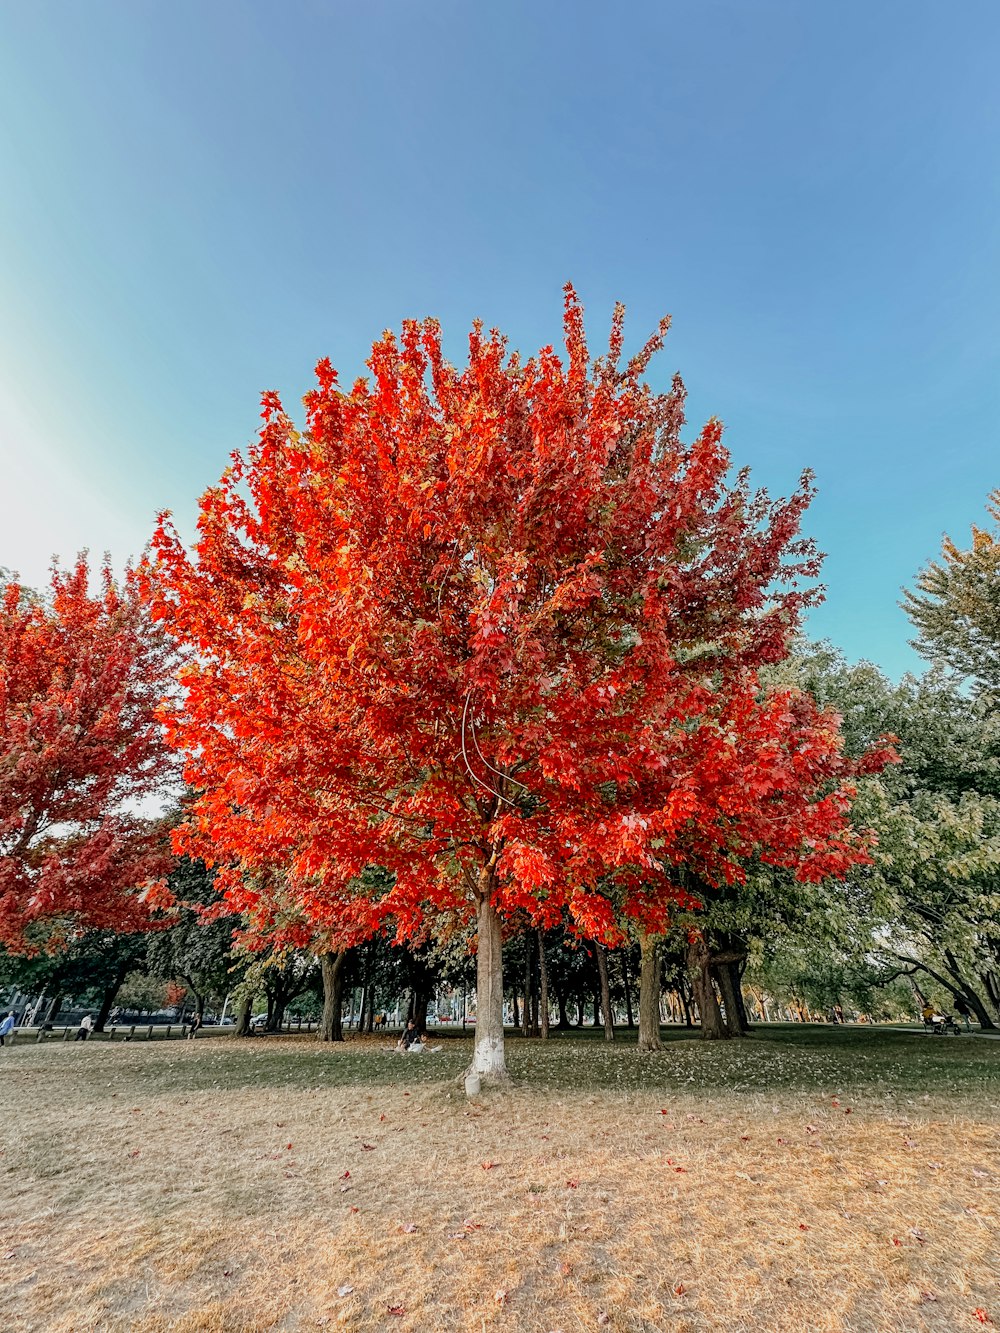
[953,995,973,1031]
[74,1013,94,1042]
[0,1010,15,1046]
[186,1012,202,1040]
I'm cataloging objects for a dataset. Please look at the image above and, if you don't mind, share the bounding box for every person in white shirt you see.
[74,1014,94,1042]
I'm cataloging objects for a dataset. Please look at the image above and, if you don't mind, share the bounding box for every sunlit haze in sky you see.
[1,2,998,677]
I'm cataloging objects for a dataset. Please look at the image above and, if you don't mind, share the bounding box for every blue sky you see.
[1,1,997,677]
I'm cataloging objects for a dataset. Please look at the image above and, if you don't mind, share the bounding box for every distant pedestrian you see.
[186,1013,202,1040]
[954,995,972,1031]
[75,1014,94,1042]
[0,1010,15,1046]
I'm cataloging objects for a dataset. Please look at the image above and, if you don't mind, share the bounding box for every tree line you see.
[3,292,998,1071]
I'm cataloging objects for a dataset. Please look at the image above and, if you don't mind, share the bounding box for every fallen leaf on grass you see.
[336,1285,353,1297]
[909,1228,927,1244]
[340,1170,350,1179]
[973,1311,993,1325]
[400,1223,417,1234]
[481,1160,497,1170]
[674,1285,687,1296]
[462,1218,482,1230]
[361,1143,376,1151]
[798,1224,810,1231]
[805,1125,819,1134]
[566,1179,579,1188]
[387,1305,406,1317]
[919,1292,938,1304]
[494,1289,508,1306]
[597,1315,610,1327]
[3,1251,15,1261]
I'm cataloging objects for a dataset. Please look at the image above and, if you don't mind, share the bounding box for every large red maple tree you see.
[0,559,177,952]
[149,288,888,1077]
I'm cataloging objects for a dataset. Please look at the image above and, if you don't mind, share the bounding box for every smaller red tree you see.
[0,558,177,952]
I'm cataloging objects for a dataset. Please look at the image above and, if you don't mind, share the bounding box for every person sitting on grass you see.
[396,1018,421,1052]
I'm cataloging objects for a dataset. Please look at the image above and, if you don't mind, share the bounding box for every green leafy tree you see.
[903,488,1000,696]
[145,858,244,1020]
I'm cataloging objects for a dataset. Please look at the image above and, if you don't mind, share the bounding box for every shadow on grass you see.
[35,1020,1000,1104]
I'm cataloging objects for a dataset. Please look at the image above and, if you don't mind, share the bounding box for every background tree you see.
[783,644,1000,1029]
[0,927,149,1028]
[146,858,244,1022]
[149,290,887,1080]
[904,488,1000,697]
[0,558,177,952]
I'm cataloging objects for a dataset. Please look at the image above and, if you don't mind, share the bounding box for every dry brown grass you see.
[1,1033,998,1332]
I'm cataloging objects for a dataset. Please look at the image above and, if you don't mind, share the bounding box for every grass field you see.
[1,1025,998,1333]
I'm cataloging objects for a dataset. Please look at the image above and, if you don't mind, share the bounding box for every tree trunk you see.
[622,953,635,1028]
[412,986,430,1034]
[94,962,131,1033]
[44,993,62,1024]
[469,887,507,1080]
[715,961,748,1037]
[510,989,520,1029]
[595,943,615,1042]
[235,992,253,1037]
[637,932,662,1052]
[537,930,550,1040]
[678,977,693,1028]
[522,946,533,1038]
[319,950,347,1042]
[689,936,728,1040]
[942,949,998,1031]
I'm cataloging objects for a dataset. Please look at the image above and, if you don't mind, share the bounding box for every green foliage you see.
[145,858,245,1010]
[903,488,1000,697]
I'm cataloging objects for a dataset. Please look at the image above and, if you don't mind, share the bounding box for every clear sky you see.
[1,2,997,677]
